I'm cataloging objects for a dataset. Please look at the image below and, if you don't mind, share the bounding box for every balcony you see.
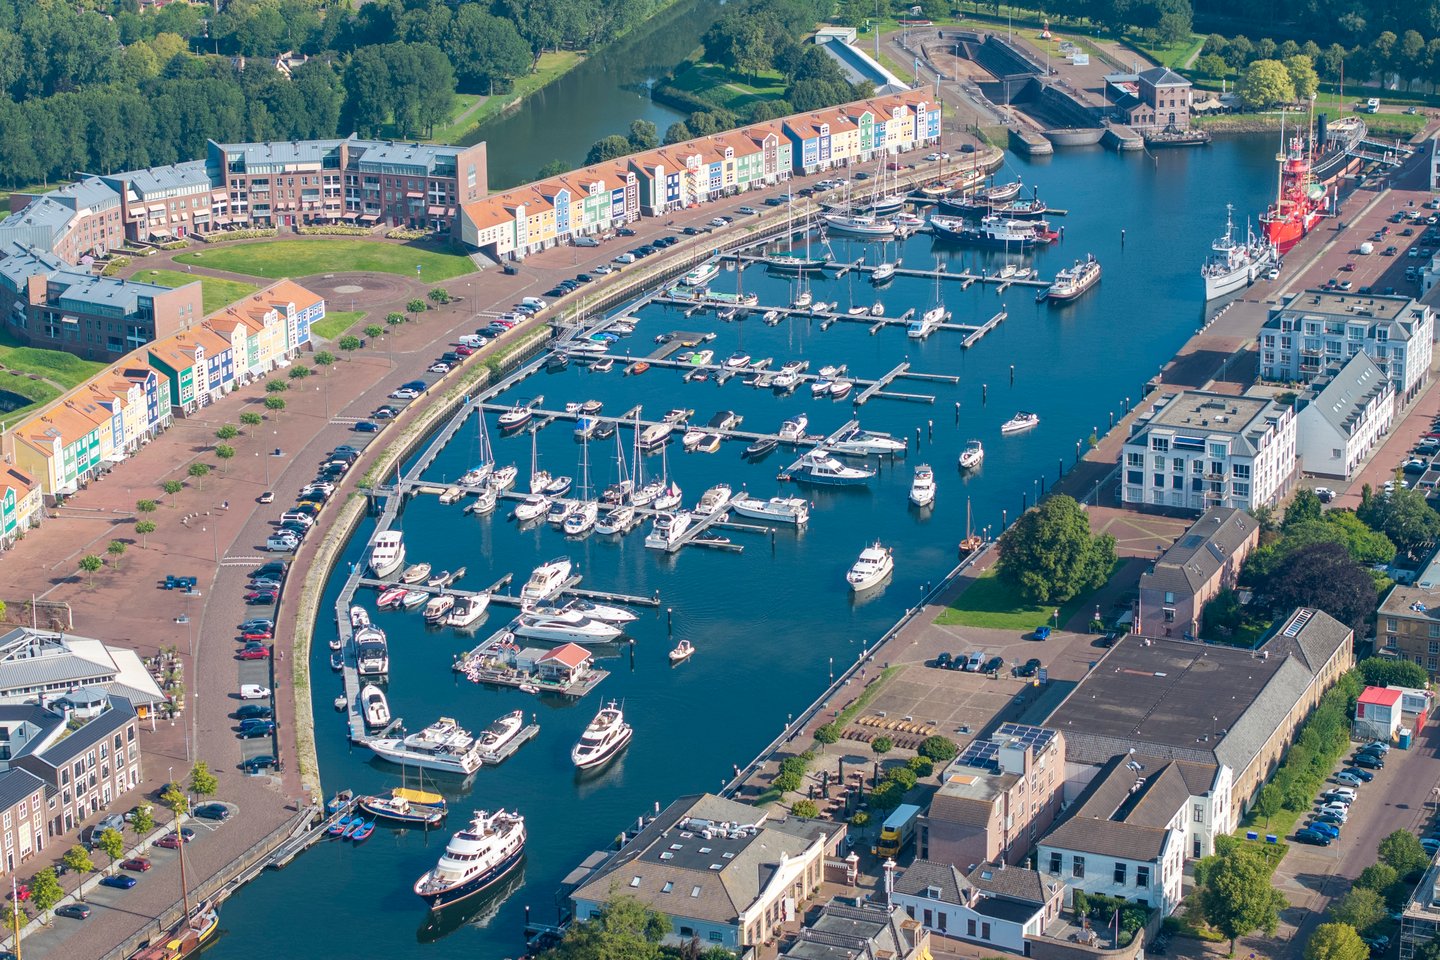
[1205,471,1228,480]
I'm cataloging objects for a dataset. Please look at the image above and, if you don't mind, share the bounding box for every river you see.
[199,135,1280,960]
[464,0,722,190]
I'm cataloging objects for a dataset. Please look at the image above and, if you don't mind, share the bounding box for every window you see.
[1194,803,1204,823]
[690,886,702,898]
[1114,863,1127,884]
[967,919,977,937]
[1072,856,1085,879]
[629,876,641,887]
[981,922,991,940]
[1136,866,1150,887]
[1049,852,1062,873]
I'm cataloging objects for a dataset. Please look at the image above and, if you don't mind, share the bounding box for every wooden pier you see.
[962,310,1008,349]
[724,254,1050,287]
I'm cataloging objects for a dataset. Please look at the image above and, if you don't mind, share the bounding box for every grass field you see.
[175,239,476,282]
[933,566,1111,632]
[142,269,259,314]
[0,329,106,425]
[310,310,367,342]
[420,93,485,145]
[437,51,585,143]
[670,62,787,113]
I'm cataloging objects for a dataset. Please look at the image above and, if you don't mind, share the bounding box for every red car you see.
[241,628,273,641]
[245,591,278,605]
[454,344,474,356]
[10,883,29,901]
[120,857,151,872]
[1341,261,1356,271]
[154,829,195,849]
[239,646,271,661]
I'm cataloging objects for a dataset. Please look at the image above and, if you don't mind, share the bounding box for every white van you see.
[520,296,547,310]
[458,334,486,349]
[1366,97,1381,113]
[265,533,299,552]
[240,684,272,700]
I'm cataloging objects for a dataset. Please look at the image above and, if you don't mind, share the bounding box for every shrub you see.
[791,799,819,819]
[918,735,958,762]
[908,756,934,777]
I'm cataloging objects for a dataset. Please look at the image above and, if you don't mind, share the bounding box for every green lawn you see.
[310,310,367,341]
[440,51,585,143]
[670,62,788,113]
[934,566,1111,632]
[175,239,476,282]
[0,329,106,426]
[420,93,485,145]
[1130,34,1204,70]
[141,269,259,314]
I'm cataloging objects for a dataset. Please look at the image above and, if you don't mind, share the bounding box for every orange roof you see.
[16,397,110,450]
[3,466,36,494]
[537,642,591,668]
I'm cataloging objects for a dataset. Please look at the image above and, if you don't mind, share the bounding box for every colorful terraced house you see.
[0,466,42,550]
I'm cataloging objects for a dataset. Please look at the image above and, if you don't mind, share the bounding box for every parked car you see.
[234,704,273,721]
[1016,658,1043,677]
[240,628,273,641]
[100,875,138,889]
[1343,766,1375,782]
[238,645,270,661]
[964,651,985,672]
[194,803,231,822]
[1295,828,1333,846]
[154,828,195,849]
[983,655,1005,674]
[1313,812,1346,827]
[1319,803,1351,820]
[1033,625,1051,641]
[1307,821,1341,839]
[56,904,92,920]
[241,755,277,773]
[238,720,275,738]
[1353,753,1385,770]
[934,652,953,669]
[428,362,451,374]
[389,387,420,400]
[264,534,298,552]
[737,205,758,216]
[1334,771,1364,786]
[353,421,381,433]
[1364,740,1392,754]
[257,491,275,504]
[1423,838,1440,855]
[239,617,274,631]
[244,591,278,605]
[239,684,271,700]
[119,857,151,872]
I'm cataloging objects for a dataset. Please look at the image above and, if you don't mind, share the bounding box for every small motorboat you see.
[349,820,375,842]
[546,352,570,371]
[1000,412,1040,434]
[580,399,603,415]
[489,465,518,491]
[724,352,751,369]
[744,436,778,459]
[543,475,573,497]
[513,494,550,523]
[696,484,732,515]
[446,594,490,627]
[668,639,695,664]
[546,499,576,526]
[401,590,430,611]
[682,427,705,450]
[830,427,907,456]
[362,684,391,728]
[349,605,371,629]
[694,434,722,454]
[871,262,897,283]
[468,485,498,515]
[333,695,347,711]
[809,378,833,397]
[846,305,869,317]
[423,594,456,624]
[828,379,854,400]
[847,542,894,592]
[870,302,884,316]
[958,439,984,470]
[377,586,408,609]
[497,397,541,432]
[595,504,635,535]
[401,563,432,585]
[330,652,343,672]
[626,361,651,375]
[426,570,452,589]
[910,464,937,507]
[762,310,781,324]
[591,357,615,373]
[328,636,343,651]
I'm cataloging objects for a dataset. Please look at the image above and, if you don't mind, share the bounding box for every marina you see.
[209,134,1286,960]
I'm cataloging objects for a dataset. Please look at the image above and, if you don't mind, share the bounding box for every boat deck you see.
[480,723,541,764]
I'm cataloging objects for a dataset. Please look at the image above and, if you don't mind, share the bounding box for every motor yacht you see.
[762,309,781,324]
[730,494,810,525]
[779,414,808,441]
[570,701,633,770]
[1000,412,1040,434]
[696,484,732,514]
[423,594,456,624]
[639,422,673,449]
[368,717,482,776]
[546,499,576,526]
[810,377,833,397]
[468,485,499,515]
[909,464,937,507]
[744,436,779,459]
[413,809,526,910]
[846,542,894,592]
[402,562,432,585]
[828,379,854,400]
[645,511,693,549]
[680,262,720,287]
[543,475,573,496]
[564,599,639,625]
[513,494,551,523]
[350,605,371,630]
[377,586,408,609]
[724,352,751,369]
[497,398,540,432]
[477,709,527,757]
[362,684,391,729]
[681,426,705,450]
[871,261,897,283]
[520,557,572,602]
[829,427,906,456]
[489,465,518,491]
[446,594,490,627]
[512,609,622,644]
[368,530,406,579]
[793,451,875,486]
[694,433,722,454]
[958,439,984,470]
[595,504,635,535]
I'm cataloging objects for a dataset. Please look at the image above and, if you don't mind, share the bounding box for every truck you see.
[874,803,922,859]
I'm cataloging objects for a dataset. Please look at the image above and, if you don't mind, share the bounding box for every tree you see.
[791,799,819,818]
[28,868,62,923]
[1306,922,1370,960]
[338,335,361,358]
[1380,829,1429,876]
[1256,38,1279,62]
[1224,35,1254,69]
[1251,782,1283,828]
[1320,43,1347,81]
[871,735,893,755]
[187,462,210,491]
[1286,55,1320,101]
[287,365,311,380]
[1355,863,1399,896]
[130,805,155,837]
[162,479,183,504]
[1359,656,1430,689]
[406,299,427,315]
[161,783,188,816]
[62,845,94,898]
[385,312,405,327]
[918,735,958,762]
[188,761,218,802]
[1284,489,1324,530]
[536,894,669,960]
[997,494,1116,604]
[240,411,263,428]
[106,539,126,570]
[96,827,125,873]
[263,396,286,418]
[1358,485,1440,555]
[628,119,658,151]
[1197,54,1229,80]
[813,723,840,744]
[0,900,28,933]
[135,519,157,548]
[1402,30,1427,89]
[314,351,335,372]
[1156,12,1191,46]
[444,7,531,92]
[265,379,288,393]
[214,444,235,473]
[537,159,569,178]
[585,134,633,165]
[77,554,102,586]
[1330,887,1386,933]
[365,324,385,339]
[136,498,157,517]
[1195,846,1287,955]
[1260,542,1377,633]
[1238,59,1297,109]
[215,424,238,442]
[427,288,450,305]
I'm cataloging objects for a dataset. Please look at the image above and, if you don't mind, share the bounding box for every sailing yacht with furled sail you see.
[128,807,218,960]
[767,192,831,273]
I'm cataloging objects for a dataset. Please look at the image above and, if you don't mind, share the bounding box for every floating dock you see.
[480,722,541,764]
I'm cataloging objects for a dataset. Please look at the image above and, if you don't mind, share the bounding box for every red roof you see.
[537,642,591,668]
[1359,686,1403,707]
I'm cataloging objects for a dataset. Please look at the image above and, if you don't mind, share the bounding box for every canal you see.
[464,0,721,189]
[201,135,1280,960]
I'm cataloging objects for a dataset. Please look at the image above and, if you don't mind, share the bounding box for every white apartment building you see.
[1296,353,1395,479]
[1121,391,1297,512]
[1260,291,1434,404]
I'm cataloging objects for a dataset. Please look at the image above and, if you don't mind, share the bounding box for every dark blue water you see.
[205,138,1277,958]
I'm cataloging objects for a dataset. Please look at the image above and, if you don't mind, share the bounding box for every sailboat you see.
[528,430,550,494]
[959,497,984,554]
[907,260,949,339]
[563,433,598,536]
[601,429,634,505]
[871,238,900,284]
[631,414,664,506]
[130,809,219,959]
[653,443,682,511]
[767,192,831,273]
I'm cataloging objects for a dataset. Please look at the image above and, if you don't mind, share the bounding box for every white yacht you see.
[423,594,456,624]
[563,501,599,536]
[477,709,527,757]
[513,493,550,523]
[958,439,985,470]
[907,305,947,339]
[645,511,693,549]
[730,494,809,525]
[1000,412,1040,434]
[362,684,391,729]
[793,451,875,486]
[368,530,406,579]
[546,499,576,526]
[679,262,720,287]
[468,485,499,515]
[512,609,622,644]
[349,605,371,630]
[639,422,673,449]
[564,599,639,625]
[792,290,814,309]
[571,701,633,770]
[909,464,936,507]
[871,261,897,283]
[654,480,683,511]
[413,809,526,910]
[368,717,483,776]
[521,557,573,602]
[695,484,732,514]
[595,504,635,535]
[356,630,389,678]
[489,465,518,491]
[724,352,751,370]
[446,594,490,627]
[778,414,808,441]
[830,427,907,456]
[846,542,894,591]
[402,562,432,585]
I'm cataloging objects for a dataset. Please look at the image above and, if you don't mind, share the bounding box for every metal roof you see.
[0,769,46,813]
[109,160,210,198]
